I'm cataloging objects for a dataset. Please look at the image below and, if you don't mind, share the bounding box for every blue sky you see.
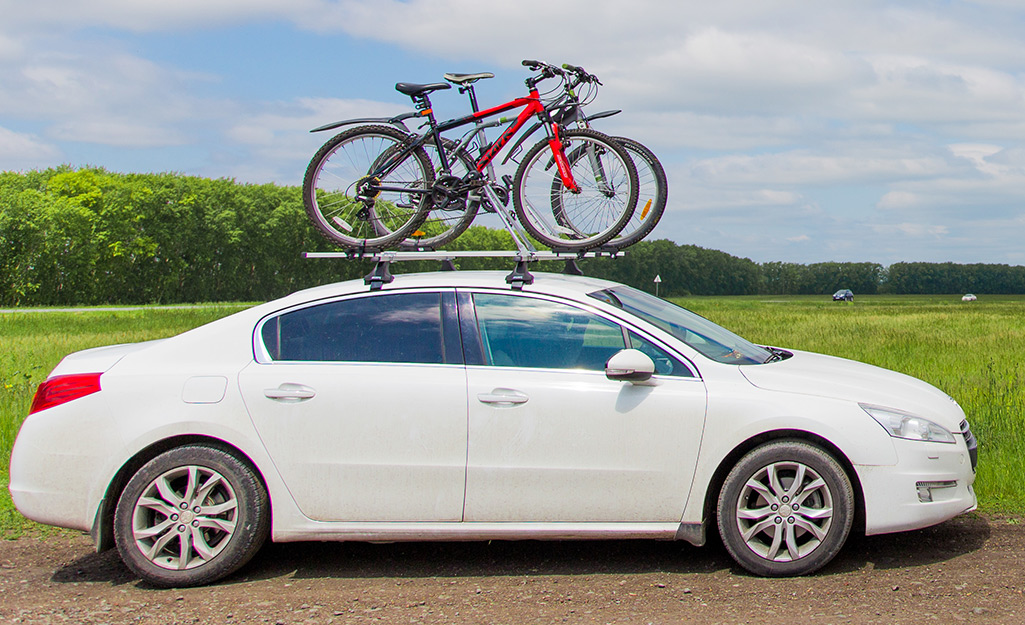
[3,1,1025,266]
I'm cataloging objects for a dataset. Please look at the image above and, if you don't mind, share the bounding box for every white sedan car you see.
[10,271,977,587]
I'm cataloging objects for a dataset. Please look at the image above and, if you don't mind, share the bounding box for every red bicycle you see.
[303,60,638,252]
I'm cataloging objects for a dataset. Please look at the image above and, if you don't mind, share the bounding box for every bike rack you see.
[304,249,623,291]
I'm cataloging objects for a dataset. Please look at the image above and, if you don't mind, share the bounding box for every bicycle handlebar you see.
[521,59,564,85]
[561,63,601,86]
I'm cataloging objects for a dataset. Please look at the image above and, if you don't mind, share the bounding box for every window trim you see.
[252,288,462,366]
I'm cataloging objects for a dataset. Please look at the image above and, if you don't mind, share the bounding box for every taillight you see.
[29,373,102,414]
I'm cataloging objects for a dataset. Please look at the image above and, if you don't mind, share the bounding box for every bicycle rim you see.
[303,125,433,251]
[514,129,638,251]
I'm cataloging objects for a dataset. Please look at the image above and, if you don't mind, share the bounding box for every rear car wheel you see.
[114,445,269,587]
[717,441,854,576]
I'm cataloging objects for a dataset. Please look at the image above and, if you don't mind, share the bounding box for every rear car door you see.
[239,289,468,522]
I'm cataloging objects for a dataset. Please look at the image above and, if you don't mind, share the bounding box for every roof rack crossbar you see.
[305,249,624,290]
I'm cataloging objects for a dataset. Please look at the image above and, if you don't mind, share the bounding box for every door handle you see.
[264,383,316,402]
[477,388,529,406]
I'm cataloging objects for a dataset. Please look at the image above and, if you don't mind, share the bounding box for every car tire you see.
[114,445,269,587]
[717,441,854,577]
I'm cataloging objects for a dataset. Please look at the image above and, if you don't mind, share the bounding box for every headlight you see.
[861,404,956,443]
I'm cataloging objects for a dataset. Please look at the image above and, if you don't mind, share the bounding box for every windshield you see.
[589,286,773,365]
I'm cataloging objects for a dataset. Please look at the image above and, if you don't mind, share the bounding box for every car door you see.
[239,289,468,522]
[461,290,708,523]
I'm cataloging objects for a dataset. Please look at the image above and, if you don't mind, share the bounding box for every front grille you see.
[960,419,978,471]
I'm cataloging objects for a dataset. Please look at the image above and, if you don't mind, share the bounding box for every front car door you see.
[461,290,708,523]
[239,289,468,522]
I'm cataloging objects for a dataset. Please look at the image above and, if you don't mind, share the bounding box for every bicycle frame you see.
[437,93,580,191]
[362,79,580,203]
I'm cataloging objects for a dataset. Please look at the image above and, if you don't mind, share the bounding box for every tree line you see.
[0,167,1020,305]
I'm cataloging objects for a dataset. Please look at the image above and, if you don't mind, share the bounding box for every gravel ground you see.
[1,513,1022,624]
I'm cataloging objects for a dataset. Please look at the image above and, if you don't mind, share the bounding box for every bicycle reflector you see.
[29,373,102,415]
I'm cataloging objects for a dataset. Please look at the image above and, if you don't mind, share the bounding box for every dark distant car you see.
[833,289,854,301]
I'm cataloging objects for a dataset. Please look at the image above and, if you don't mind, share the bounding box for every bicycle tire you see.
[303,125,433,251]
[513,128,638,251]
[606,137,667,249]
[398,137,480,250]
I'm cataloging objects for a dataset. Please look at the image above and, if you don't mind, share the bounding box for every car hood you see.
[740,349,964,427]
[50,339,167,377]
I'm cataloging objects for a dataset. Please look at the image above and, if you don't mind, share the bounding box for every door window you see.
[472,293,626,370]
[260,292,460,364]
[628,331,695,377]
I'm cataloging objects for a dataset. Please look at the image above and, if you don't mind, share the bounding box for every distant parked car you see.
[962,294,977,302]
[832,289,854,301]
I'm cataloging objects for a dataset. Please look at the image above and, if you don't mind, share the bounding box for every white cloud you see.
[0,126,61,169]
[689,150,953,187]
[871,223,950,238]
[877,191,921,209]
[0,0,320,32]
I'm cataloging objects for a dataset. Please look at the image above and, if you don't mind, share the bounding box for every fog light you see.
[916,480,957,502]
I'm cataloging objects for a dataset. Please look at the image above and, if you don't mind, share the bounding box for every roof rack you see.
[304,249,623,291]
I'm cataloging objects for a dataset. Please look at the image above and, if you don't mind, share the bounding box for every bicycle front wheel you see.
[605,137,668,249]
[303,124,433,251]
[513,128,638,251]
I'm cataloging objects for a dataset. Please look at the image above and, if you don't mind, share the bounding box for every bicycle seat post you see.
[461,83,481,114]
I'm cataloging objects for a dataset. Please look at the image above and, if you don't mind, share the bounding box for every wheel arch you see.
[701,429,866,540]
[91,434,272,552]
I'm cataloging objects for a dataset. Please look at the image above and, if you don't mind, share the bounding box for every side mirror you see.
[605,349,655,384]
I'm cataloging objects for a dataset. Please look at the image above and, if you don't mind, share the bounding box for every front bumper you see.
[858,435,977,536]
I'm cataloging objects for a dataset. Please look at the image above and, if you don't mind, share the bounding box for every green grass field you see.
[2,294,1022,537]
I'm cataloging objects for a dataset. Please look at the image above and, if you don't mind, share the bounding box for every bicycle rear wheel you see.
[605,137,667,249]
[513,128,638,251]
[398,137,480,250]
[303,125,433,251]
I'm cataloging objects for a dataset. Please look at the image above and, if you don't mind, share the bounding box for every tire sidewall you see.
[114,445,269,588]
[717,441,854,577]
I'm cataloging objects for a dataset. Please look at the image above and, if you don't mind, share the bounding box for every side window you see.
[261,292,459,364]
[628,331,695,378]
[473,293,626,370]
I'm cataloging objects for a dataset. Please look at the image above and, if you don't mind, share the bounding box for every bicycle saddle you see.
[443,72,495,85]
[394,82,451,96]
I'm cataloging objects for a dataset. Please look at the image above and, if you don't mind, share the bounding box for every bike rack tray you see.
[304,249,624,291]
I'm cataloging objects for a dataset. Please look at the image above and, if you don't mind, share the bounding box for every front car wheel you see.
[717,441,854,576]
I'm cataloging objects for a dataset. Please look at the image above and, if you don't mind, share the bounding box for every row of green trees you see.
[0,167,1020,305]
